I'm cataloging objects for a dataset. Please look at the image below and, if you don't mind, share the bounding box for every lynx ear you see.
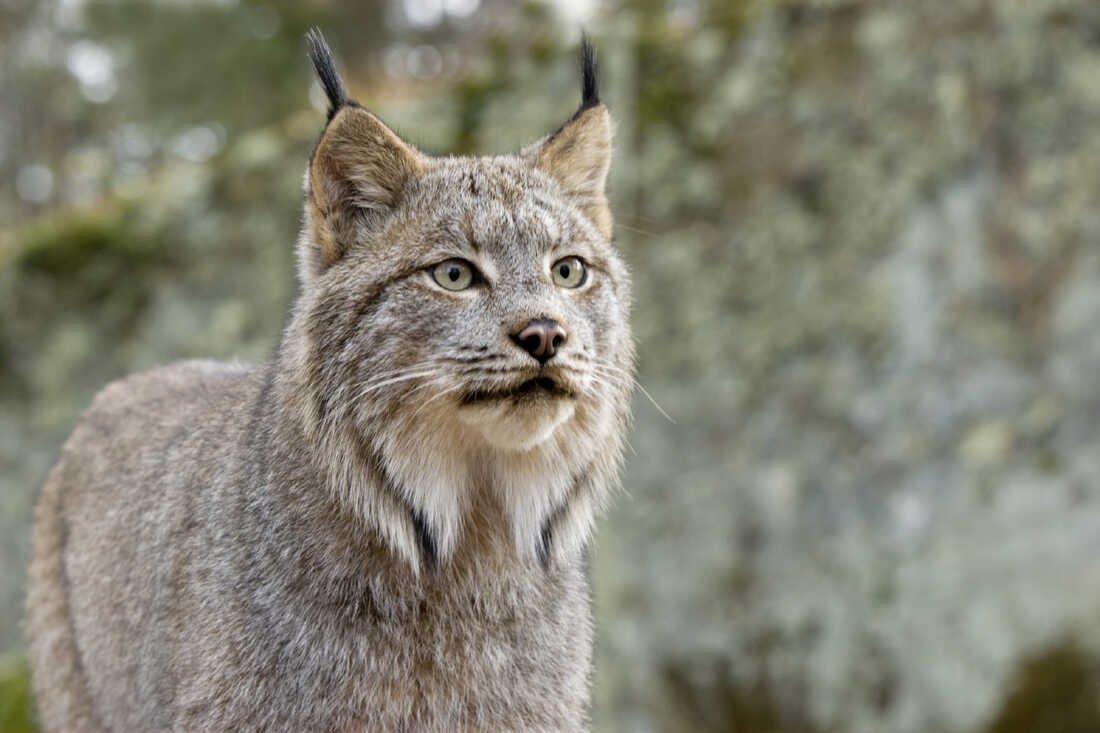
[305,30,424,270]
[532,38,614,238]
[308,107,424,267]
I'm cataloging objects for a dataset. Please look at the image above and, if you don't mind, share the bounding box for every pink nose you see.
[511,319,568,364]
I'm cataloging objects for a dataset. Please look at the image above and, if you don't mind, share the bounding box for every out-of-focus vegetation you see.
[0,657,33,733]
[6,1,1100,731]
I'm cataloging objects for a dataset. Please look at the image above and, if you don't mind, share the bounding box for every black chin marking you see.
[363,441,439,570]
[409,508,439,571]
[461,376,573,405]
[537,470,590,570]
[536,521,553,570]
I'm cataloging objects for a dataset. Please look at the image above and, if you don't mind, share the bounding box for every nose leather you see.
[511,319,568,364]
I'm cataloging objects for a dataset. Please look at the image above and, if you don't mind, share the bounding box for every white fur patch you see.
[456,397,576,451]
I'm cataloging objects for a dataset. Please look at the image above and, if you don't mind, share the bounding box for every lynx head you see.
[280,30,633,571]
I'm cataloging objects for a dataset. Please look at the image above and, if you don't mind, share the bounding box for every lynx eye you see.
[551,257,587,288]
[431,259,476,291]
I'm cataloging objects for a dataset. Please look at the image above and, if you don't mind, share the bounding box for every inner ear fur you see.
[533,104,614,238]
[309,106,424,268]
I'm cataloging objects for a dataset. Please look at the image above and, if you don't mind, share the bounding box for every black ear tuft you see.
[579,33,600,112]
[306,28,349,121]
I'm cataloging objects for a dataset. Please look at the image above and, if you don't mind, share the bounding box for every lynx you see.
[25,30,633,732]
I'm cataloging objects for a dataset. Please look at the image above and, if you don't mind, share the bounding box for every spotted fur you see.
[26,32,632,732]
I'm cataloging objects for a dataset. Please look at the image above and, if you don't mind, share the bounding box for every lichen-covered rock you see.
[593,2,1100,732]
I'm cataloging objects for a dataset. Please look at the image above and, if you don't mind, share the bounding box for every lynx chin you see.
[26,29,633,732]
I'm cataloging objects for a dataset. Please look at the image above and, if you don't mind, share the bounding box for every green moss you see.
[0,656,36,733]
[704,0,755,37]
[985,641,1100,733]
[14,205,152,279]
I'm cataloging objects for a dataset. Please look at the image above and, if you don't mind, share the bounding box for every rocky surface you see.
[593,2,1100,731]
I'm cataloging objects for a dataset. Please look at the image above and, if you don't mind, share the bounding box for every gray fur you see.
[26,41,632,732]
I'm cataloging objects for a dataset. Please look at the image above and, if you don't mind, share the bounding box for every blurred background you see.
[4,0,1100,731]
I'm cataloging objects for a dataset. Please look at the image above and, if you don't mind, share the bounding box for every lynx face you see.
[312,157,630,454]
[288,33,633,566]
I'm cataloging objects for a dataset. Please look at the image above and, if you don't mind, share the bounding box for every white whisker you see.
[586,361,675,424]
[409,383,465,421]
[354,369,440,400]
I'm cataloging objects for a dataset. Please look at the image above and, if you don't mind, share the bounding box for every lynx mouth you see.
[461,376,574,405]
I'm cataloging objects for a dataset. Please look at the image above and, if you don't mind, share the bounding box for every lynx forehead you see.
[27,29,633,732]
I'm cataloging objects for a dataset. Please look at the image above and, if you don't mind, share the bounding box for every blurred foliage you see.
[660,656,822,733]
[985,641,1100,733]
[6,1,1100,732]
[0,657,35,733]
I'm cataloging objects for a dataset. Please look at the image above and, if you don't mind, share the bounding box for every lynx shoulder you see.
[26,31,633,732]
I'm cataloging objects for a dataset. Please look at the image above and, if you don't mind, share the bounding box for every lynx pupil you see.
[432,259,474,291]
[551,256,586,288]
